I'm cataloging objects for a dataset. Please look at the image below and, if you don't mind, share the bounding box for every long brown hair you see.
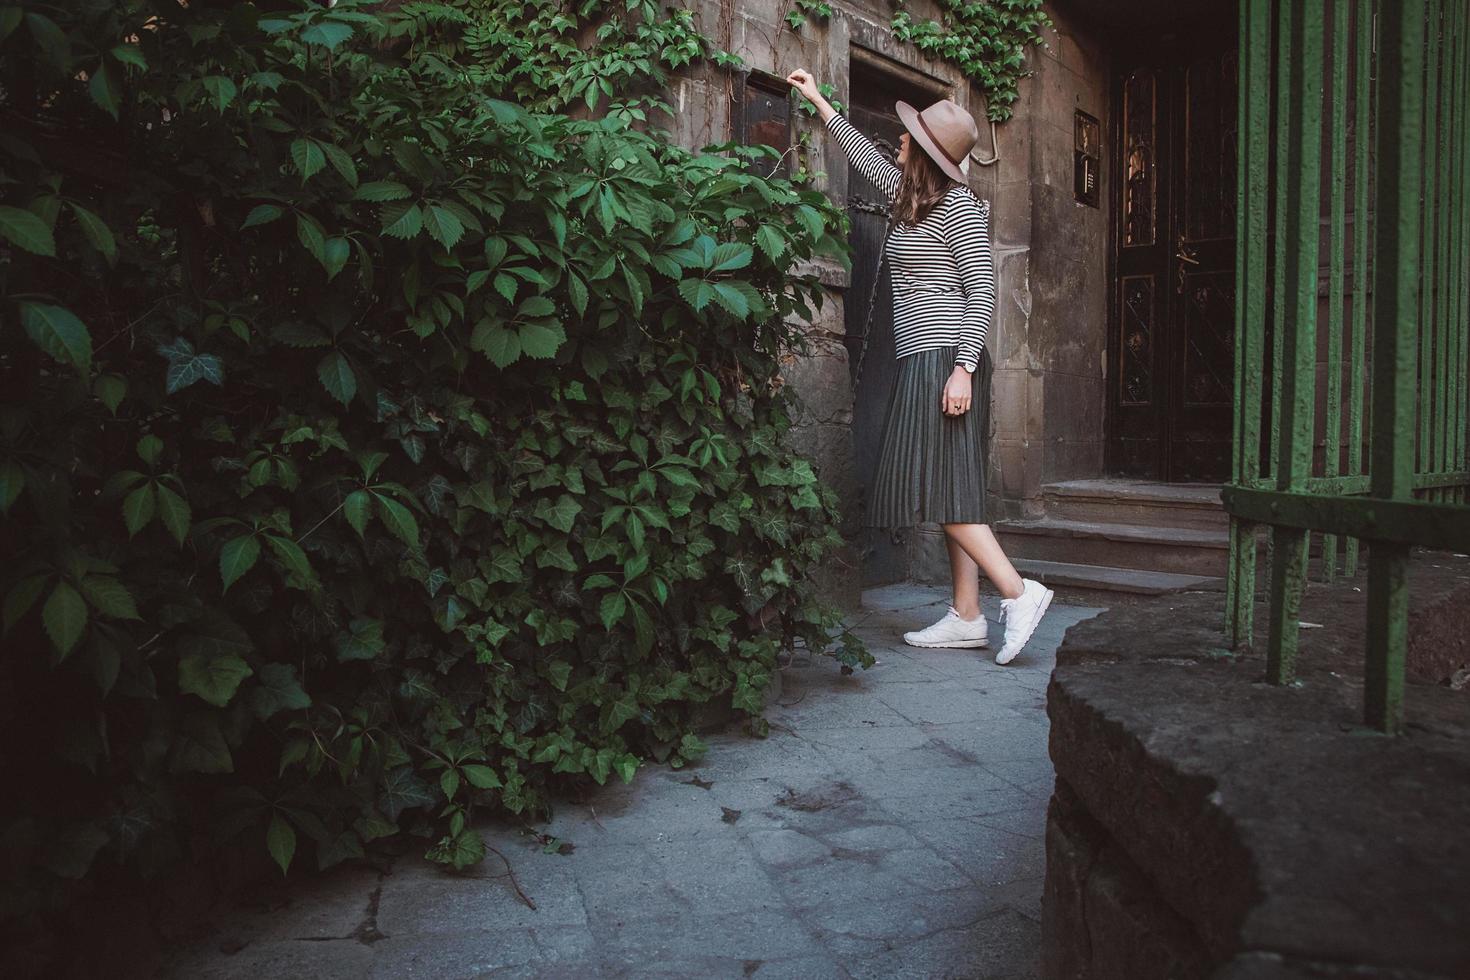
[892,143,959,227]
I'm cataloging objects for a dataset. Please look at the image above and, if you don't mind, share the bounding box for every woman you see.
[785,69,1053,665]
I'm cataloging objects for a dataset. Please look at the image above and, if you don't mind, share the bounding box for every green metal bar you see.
[1227,0,1274,650]
[1456,0,1470,505]
[1243,470,1470,493]
[1435,3,1454,494]
[1420,0,1440,481]
[1366,0,1426,734]
[1269,0,1295,482]
[1267,0,1325,686]
[1323,4,1350,581]
[1220,487,1470,549]
[1346,0,1375,577]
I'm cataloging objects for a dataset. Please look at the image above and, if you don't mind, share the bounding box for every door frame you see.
[1105,19,1239,483]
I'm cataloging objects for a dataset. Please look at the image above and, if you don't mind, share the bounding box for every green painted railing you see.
[1224,0,1470,734]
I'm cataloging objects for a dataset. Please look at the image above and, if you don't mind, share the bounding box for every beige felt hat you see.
[895,98,979,183]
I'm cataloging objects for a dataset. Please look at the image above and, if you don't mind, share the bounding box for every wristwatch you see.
[959,361,976,375]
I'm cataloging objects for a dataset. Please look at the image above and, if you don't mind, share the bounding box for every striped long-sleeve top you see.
[827,112,996,371]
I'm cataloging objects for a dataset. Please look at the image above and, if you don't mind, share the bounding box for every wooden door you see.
[1109,31,1238,482]
[844,61,946,584]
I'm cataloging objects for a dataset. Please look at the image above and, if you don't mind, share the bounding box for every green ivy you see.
[891,0,1051,122]
[0,0,869,930]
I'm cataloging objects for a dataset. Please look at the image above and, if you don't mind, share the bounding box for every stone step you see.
[1041,479,1228,531]
[994,517,1231,577]
[1005,558,1225,596]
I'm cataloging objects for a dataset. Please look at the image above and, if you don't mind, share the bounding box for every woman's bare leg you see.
[942,523,1025,600]
[946,533,983,620]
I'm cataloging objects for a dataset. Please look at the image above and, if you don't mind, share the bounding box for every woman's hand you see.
[941,367,972,417]
[785,69,822,104]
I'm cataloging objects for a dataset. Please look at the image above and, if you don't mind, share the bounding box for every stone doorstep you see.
[993,516,1230,578]
[1040,486,1231,532]
[1041,559,1470,979]
[1003,558,1225,596]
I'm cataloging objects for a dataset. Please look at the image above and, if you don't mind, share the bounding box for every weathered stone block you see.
[1043,558,1470,979]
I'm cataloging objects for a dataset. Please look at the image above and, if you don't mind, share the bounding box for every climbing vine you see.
[891,0,1051,121]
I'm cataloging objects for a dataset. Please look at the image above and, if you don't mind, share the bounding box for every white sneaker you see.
[903,606,989,649]
[995,579,1054,665]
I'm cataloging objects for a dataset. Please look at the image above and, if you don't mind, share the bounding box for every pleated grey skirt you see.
[864,346,993,529]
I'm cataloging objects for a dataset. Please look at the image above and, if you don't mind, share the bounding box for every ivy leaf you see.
[300,20,353,49]
[379,767,435,821]
[676,278,715,313]
[20,302,90,374]
[201,74,236,111]
[374,494,419,548]
[754,224,786,260]
[267,812,296,875]
[249,663,311,720]
[271,322,330,348]
[68,202,117,264]
[80,576,139,620]
[122,482,155,536]
[317,351,356,405]
[471,320,520,368]
[0,460,24,513]
[290,138,325,182]
[24,12,68,67]
[599,591,626,630]
[242,204,283,229]
[321,237,351,279]
[156,484,192,545]
[355,181,411,202]
[321,143,358,187]
[158,337,224,393]
[89,62,120,117]
[566,273,589,316]
[336,618,385,661]
[380,201,423,239]
[463,765,502,790]
[518,321,566,360]
[110,43,147,71]
[710,282,750,319]
[266,535,317,590]
[178,651,253,707]
[93,374,126,415]
[423,204,464,249]
[43,581,87,659]
[296,213,326,261]
[340,489,370,538]
[709,242,753,273]
[220,535,261,592]
[538,494,581,533]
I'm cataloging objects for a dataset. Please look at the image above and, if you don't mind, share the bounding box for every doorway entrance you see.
[1107,19,1239,482]
[843,54,948,585]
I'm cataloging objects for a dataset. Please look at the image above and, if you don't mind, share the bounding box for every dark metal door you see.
[1109,32,1238,482]
[844,63,946,585]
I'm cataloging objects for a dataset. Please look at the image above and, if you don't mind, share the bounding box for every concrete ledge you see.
[1042,552,1470,979]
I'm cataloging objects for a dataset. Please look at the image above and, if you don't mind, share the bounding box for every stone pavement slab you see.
[160,587,1103,979]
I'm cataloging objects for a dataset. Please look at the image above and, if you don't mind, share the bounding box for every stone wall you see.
[1042,553,1470,979]
[661,1,1114,591]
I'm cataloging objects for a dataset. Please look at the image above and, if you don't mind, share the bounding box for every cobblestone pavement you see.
[162,586,1104,980]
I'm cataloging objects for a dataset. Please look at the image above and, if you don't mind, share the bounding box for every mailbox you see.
[1074,110,1100,208]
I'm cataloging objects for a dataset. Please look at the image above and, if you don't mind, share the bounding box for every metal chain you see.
[850,205,896,391]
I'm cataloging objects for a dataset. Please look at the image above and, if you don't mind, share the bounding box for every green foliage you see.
[0,0,866,925]
[891,0,1051,122]
[427,0,744,116]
